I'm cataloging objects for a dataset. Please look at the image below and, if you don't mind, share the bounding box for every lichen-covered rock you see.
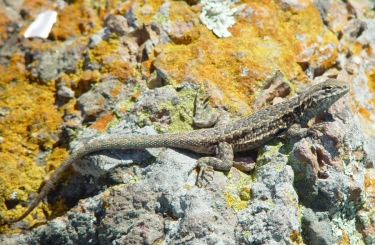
[237,144,301,244]
[1,0,375,244]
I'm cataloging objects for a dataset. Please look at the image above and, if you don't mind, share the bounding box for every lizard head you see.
[299,79,349,124]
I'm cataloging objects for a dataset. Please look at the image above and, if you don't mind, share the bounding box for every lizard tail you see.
[0,132,209,225]
[0,148,88,225]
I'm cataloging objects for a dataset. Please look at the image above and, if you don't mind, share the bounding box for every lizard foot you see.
[195,142,234,186]
[196,162,214,187]
[182,84,219,128]
[308,122,330,137]
[286,121,330,139]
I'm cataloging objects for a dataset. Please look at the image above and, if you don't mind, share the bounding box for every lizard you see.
[0,78,349,224]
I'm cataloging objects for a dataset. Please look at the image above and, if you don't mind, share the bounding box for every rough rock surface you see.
[1,0,375,245]
[2,83,373,245]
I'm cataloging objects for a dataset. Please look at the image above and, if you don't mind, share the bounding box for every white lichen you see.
[199,0,243,38]
[331,198,364,245]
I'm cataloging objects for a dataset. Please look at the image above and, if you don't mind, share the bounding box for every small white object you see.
[24,10,57,38]
[199,0,242,38]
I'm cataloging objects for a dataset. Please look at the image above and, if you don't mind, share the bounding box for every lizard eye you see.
[323,86,333,93]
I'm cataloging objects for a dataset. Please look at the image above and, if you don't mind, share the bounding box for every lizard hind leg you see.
[196,142,234,186]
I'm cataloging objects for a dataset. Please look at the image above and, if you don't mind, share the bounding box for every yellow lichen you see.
[88,39,120,63]
[240,187,251,201]
[223,190,248,211]
[133,0,165,25]
[0,54,64,232]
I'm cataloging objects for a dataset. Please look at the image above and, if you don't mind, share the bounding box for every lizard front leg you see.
[183,84,230,128]
[196,142,234,186]
[286,122,330,139]
[189,86,254,185]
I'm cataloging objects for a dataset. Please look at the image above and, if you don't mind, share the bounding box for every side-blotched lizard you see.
[0,79,349,224]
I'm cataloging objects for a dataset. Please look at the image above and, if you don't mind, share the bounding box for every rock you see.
[302,208,336,245]
[1,1,375,244]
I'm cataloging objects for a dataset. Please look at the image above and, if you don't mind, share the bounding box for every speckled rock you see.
[236,143,301,244]
[1,0,375,244]
[302,208,336,245]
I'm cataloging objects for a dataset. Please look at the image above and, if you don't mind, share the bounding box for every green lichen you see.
[255,141,285,168]
[224,169,253,211]
[155,85,197,133]
[151,11,170,26]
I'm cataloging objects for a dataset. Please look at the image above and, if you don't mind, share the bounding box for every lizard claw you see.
[196,163,214,187]
[308,122,330,137]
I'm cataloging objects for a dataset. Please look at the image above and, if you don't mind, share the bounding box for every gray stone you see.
[302,208,336,245]
[76,77,136,122]
[237,144,300,245]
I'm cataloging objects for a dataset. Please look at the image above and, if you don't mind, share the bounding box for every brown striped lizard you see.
[0,79,349,224]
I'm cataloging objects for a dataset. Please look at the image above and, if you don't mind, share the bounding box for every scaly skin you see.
[0,79,349,225]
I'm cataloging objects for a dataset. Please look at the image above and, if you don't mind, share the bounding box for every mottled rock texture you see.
[0,0,374,244]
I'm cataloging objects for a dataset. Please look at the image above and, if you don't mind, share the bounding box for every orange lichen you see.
[87,39,130,82]
[50,0,102,41]
[89,112,115,131]
[358,106,372,121]
[19,0,55,22]
[364,173,375,195]
[22,0,50,14]
[290,230,303,243]
[110,83,122,98]
[56,69,101,99]
[82,0,126,19]
[365,45,373,57]
[312,29,339,69]
[153,0,336,114]
[367,67,375,93]
[96,97,106,105]
[106,0,133,16]
[342,231,350,245]
[101,60,134,82]
[76,70,101,93]
[0,11,9,45]
[81,69,101,82]
[350,41,363,56]
[131,91,141,101]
